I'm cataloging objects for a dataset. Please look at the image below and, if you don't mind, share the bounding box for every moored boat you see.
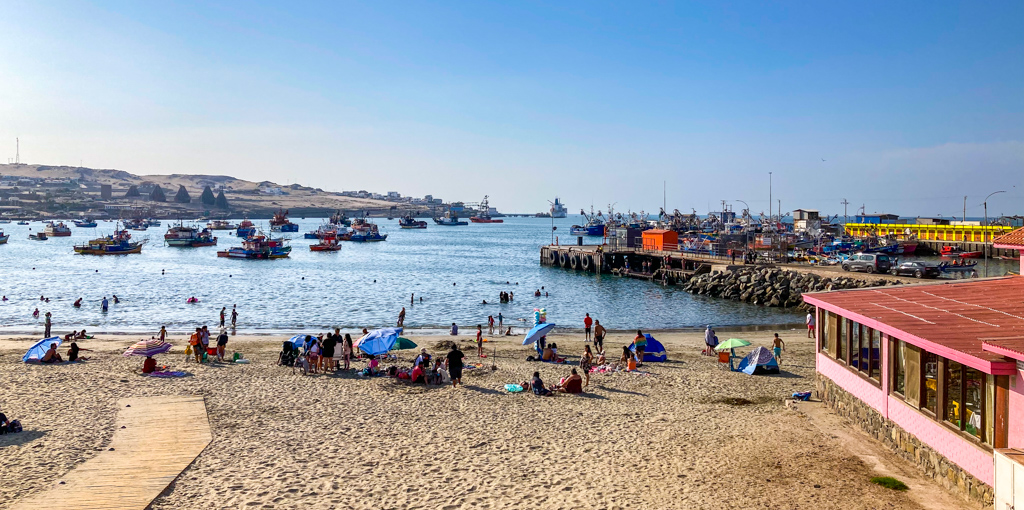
[73,218,98,228]
[29,232,48,241]
[310,233,342,251]
[236,218,256,238]
[0,229,8,244]
[940,245,983,258]
[217,234,291,259]
[570,207,605,236]
[469,196,504,223]
[74,227,144,255]
[269,209,299,232]
[165,223,218,247]
[206,220,237,230]
[399,214,427,229]
[549,197,567,218]
[43,221,72,237]
[433,209,467,226]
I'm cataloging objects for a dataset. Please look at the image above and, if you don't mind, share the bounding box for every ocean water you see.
[0,217,805,335]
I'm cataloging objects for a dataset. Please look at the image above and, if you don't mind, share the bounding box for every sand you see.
[0,330,963,509]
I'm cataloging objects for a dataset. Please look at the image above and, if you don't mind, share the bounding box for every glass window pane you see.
[946,360,963,428]
[822,311,830,354]
[837,317,846,361]
[964,368,984,439]
[852,323,864,372]
[986,375,995,445]
[923,352,938,414]
[870,329,881,381]
[893,340,906,395]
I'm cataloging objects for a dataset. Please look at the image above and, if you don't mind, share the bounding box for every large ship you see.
[165,223,218,247]
[549,197,567,218]
[269,209,299,232]
[470,196,504,223]
[43,221,72,237]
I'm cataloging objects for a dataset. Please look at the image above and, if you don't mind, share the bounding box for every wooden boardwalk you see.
[12,396,211,510]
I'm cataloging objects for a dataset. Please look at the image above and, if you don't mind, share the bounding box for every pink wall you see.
[888,396,994,486]
[1008,368,1024,449]
[818,353,887,415]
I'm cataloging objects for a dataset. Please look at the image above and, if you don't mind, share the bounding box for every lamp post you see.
[983,190,1006,277]
[736,199,750,263]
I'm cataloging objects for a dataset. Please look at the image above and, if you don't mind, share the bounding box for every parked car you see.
[890,261,941,279]
[841,253,892,274]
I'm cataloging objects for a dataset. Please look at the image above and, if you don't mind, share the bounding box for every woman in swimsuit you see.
[579,345,594,387]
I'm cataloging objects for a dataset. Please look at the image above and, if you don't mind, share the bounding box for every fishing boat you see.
[0,229,8,244]
[269,209,299,232]
[941,245,983,258]
[469,196,504,223]
[73,218,98,228]
[570,208,605,236]
[310,233,342,252]
[29,232,47,241]
[236,218,256,238]
[549,197,567,218]
[164,223,218,247]
[17,221,29,225]
[206,220,237,230]
[329,210,351,227]
[74,227,145,255]
[398,214,427,229]
[125,218,148,231]
[43,221,72,237]
[433,209,468,226]
[349,226,387,242]
[0,219,10,224]
[217,234,291,259]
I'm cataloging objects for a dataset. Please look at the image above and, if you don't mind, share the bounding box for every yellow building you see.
[844,222,1014,243]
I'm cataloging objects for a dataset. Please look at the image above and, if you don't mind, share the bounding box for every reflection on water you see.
[2,217,808,334]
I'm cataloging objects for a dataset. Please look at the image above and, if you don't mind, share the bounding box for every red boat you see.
[310,234,342,252]
[941,246,983,258]
[469,195,503,223]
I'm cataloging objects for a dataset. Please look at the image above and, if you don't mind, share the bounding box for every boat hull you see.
[310,245,341,251]
[0,235,8,244]
[74,244,143,255]
[469,217,504,223]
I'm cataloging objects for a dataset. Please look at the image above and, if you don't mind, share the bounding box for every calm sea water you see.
[2,216,806,335]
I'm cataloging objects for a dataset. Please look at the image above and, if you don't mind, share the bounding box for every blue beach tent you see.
[736,346,780,375]
[23,337,62,362]
[629,334,667,362]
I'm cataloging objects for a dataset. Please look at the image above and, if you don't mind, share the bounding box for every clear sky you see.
[2,1,1022,218]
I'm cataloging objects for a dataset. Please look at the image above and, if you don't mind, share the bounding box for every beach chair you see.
[717,351,730,369]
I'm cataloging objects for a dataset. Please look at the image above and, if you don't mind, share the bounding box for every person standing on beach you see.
[189,328,203,363]
[397,307,406,328]
[342,333,353,370]
[593,320,606,352]
[200,326,211,357]
[580,345,594,387]
[321,331,337,372]
[476,325,484,357]
[446,344,464,388]
[216,328,229,362]
[583,313,593,342]
[159,326,167,341]
[704,325,718,356]
[497,312,503,330]
[220,307,226,327]
[487,315,494,335]
[231,305,238,327]
[806,312,816,339]
[773,333,786,364]
[632,330,647,367]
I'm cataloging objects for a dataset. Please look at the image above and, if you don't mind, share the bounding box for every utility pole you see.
[983,190,1006,277]
[768,172,773,223]
[15,137,19,165]
[841,198,849,225]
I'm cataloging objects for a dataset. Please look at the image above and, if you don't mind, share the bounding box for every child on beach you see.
[476,325,484,357]
[773,333,786,364]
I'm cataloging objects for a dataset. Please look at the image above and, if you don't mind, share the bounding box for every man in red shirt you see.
[584,313,593,342]
[411,362,426,384]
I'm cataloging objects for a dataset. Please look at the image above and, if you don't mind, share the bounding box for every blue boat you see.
[570,207,605,236]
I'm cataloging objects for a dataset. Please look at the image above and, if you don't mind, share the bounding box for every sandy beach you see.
[0,329,971,509]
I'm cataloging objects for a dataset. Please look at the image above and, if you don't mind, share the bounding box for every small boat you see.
[433,209,468,226]
[206,220,237,230]
[0,230,8,244]
[236,218,256,238]
[310,234,342,252]
[74,227,145,255]
[165,223,218,247]
[217,234,291,259]
[399,214,427,229]
[304,223,339,239]
[940,245,983,258]
[17,221,29,225]
[73,218,98,228]
[0,219,10,224]
[43,221,72,237]
[349,229,388,242]
[470,196,504,223]
[29,232,48,241]
[269,209,299,232]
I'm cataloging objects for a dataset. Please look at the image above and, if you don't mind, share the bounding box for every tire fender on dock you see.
[570,253,579,270]
[581,254,592,271]
[559,251,568,267]
[547,250,557,265]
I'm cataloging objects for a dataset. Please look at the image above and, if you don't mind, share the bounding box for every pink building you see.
[803,227,1024,505]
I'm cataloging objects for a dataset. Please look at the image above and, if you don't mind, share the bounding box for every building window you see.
[892,339,906,395]
[869,329,882,382]
[850,321,861,370]
[965,368,984,440]
[836,317,846,361]
[923,351,938,415]
[946,360,963,428]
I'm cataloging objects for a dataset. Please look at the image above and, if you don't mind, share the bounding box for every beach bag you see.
[505,384,524,393]
[9,420,22,433]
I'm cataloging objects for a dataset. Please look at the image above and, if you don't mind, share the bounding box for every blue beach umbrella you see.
[288,335,309,348]
[522,323,556,346]
[357,327,403,356]
[23,337,61,362]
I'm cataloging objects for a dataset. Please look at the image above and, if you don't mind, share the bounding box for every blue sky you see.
[1,1,1021,217]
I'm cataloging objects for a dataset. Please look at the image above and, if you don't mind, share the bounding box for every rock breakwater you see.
[682,266,902,309]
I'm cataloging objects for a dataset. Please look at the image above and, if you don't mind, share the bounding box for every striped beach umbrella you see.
[123,339,172,358]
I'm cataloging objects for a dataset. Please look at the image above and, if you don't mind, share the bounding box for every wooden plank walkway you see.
[12,396,211,510]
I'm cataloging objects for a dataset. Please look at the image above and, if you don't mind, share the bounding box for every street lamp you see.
[736,199,750,264]
[983,190,1006,277]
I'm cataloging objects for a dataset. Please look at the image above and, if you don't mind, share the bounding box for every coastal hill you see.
[0,163,435,219]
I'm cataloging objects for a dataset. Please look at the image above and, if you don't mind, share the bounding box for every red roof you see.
[982,338,1024,362]
[993,226,1024,249]
[803,277,1024,374]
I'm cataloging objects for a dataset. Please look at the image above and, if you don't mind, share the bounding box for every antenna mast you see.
[15,137,20,164]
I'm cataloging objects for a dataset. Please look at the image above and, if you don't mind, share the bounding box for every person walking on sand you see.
[584,313,593,342]
[446,344,465,388]
[773,333,786,364]
[231,305,238,327]
[806,312,816,339]
[593,320,606,352]
[220,307,226,327]
[44,312,52,337]
[476,325,484,357]
[632,330,647,367]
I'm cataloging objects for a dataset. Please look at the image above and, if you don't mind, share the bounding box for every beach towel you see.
[505,384,524,393]
[144,371,188,378]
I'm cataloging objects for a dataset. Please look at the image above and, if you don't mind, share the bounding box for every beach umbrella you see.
[357,327,402,356]
[288,335,310,348]
[714,338,751,351]
[522,323,556,346]
[395,337,417,350]
[23,337,61,362]
[123,339,172,357]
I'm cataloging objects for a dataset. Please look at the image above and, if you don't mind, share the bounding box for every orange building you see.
[641,229,678,251]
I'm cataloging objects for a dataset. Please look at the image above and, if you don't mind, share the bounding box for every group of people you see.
[187,325,231,363]
[71,295,119,310]
[219,305,239,328]
[36,339,91,363]
[498,291,514,303]
[281,329,356,374]
[392,344,466,387]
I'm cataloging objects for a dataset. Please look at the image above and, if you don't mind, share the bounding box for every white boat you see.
[549,197,567,218]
